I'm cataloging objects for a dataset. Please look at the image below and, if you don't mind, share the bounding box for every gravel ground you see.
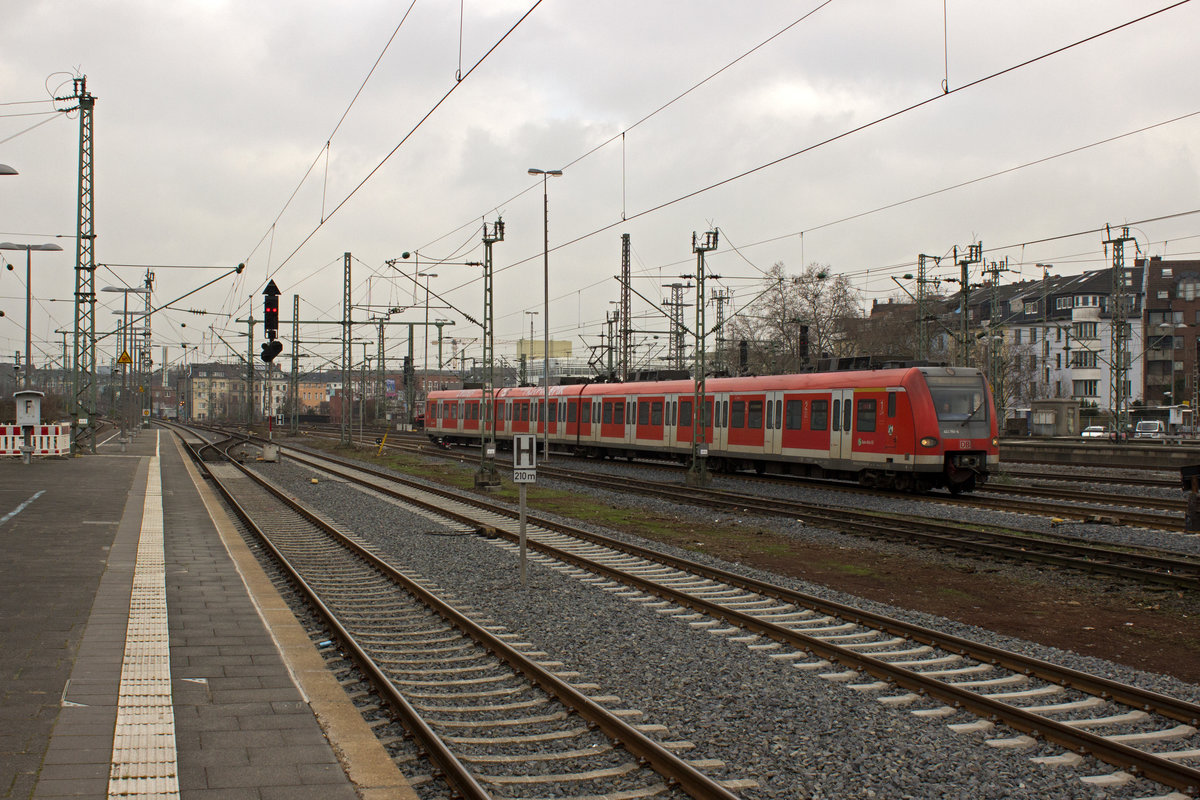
[252,444,1200,800]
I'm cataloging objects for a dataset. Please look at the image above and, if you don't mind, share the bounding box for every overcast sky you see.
[2,0,1198,375]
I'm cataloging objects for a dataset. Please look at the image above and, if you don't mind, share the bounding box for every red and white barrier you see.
[0,424,71,456]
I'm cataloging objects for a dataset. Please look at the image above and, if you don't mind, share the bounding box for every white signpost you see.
[513,434,537,585]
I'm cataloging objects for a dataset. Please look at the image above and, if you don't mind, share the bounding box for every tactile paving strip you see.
[108,450,179,798]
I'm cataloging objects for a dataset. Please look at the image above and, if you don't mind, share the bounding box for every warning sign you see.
[118,351,133,364]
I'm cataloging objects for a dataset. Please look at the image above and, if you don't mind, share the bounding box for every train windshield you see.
[927,375,989,429]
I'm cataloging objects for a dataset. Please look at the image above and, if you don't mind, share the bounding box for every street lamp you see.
[0,242,64,388]
[528,167,562,459]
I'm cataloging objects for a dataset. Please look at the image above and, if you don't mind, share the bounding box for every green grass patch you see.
[814,560,878,578]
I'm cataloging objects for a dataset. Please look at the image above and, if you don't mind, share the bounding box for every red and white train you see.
[424,365,999,493]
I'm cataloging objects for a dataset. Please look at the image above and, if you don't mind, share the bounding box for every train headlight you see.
[919,436,938,448]
[991,437,999,447]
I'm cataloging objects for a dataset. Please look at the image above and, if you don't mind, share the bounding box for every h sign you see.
[513,434,537,483]
[513,434,537,469]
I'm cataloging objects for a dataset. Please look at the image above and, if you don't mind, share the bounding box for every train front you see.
[919,367,1000,493]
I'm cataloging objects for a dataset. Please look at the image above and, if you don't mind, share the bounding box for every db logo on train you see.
[958,440,971,449]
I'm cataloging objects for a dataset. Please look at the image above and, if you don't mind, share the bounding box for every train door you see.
[829,389,854,462]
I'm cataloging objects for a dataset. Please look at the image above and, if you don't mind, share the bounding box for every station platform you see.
[0,425,413,799]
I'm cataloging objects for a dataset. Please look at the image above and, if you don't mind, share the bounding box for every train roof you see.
[425,366,986,400]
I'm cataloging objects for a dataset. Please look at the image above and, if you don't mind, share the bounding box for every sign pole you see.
[512,433,537,587]
[518,483,528,586]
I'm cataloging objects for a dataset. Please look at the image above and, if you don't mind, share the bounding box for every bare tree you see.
[717,262,863,374]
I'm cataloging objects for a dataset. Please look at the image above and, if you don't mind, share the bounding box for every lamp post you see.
[528,167,562,459]
[0,243,64,388]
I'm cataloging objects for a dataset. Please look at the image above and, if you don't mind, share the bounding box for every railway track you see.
[1000,467,1176,490]
[178,427,748,800]
[305,429,1191,531]
[241,437,1200,797]
[283,429,1200,585]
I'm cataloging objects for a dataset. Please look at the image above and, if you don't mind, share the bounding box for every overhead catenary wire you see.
[259,0,545,280]
[416,0,1195,319]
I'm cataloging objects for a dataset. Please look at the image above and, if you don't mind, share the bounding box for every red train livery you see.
[425,366,999,493]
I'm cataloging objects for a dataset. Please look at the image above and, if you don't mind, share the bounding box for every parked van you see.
[1134,420,1166,439]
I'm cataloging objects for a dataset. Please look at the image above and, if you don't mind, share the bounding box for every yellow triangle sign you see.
[118,351,133,364]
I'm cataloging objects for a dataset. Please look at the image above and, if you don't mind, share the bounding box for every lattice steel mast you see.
[687,229,718,487]
[619,233,631,381]
[64,76,97,454]
[475,219,504,488]
[1104,225,1134,435]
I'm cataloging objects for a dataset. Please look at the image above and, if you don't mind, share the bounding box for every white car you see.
[1134,420,1166,439]
[1080,425,1109,439]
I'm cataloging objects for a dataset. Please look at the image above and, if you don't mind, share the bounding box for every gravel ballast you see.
[251,445,1200,800]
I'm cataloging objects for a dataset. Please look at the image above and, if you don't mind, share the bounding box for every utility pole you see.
[406,324,415,424]
[64,76,97,454]
[476,218,504,488]
[954,243,982,366]
[711,288,730,374]
[1103,225,1134,436]
[606,310,619,380]
[982,257,1011,425]
[619,233,631,382]
[246,308,255,425]
[377,320,385,423]
[664,282,689,371]
[290,294,300,434]
[341,251,352,446]
[1036,264,1052,398]
[687,229,718,487]
[140,270,154,423]
[915,254,939,361]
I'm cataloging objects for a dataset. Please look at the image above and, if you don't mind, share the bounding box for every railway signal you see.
[260,280,282,362]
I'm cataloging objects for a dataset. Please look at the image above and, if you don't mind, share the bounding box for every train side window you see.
[832,399,840,431]
[749,400,763,430]
[766,400,773,429]
[722,400,728,427]
[651,401,663,425]
[843,400,852,432]
[785,399,803,430]
[704,400,713,428]
[679,399,692,427]
[811,399,827,430]
[731,401,745,428]
[560,403,566,422]
[594,403,600,423]
[638,401,650,425]
[567,402,576,423]
[777,400,783,428]
[614,401,625,425]
[857,399,877,432]
[887,392,896,417]
[602,402,612,425]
